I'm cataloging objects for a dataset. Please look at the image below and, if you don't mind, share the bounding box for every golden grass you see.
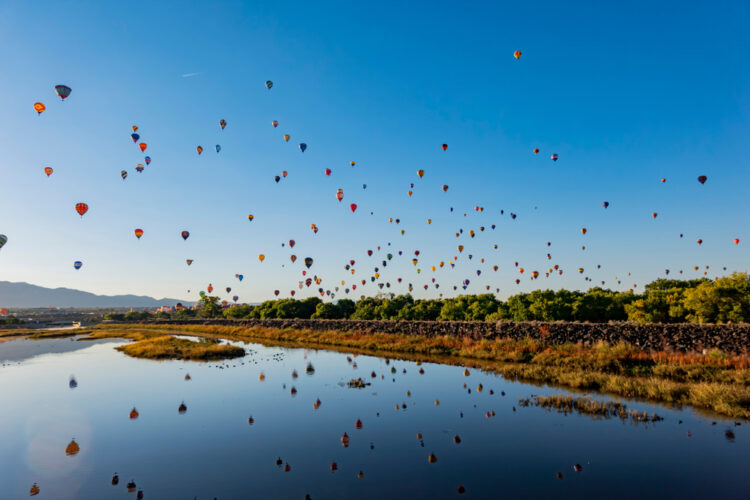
[115,335,245,361]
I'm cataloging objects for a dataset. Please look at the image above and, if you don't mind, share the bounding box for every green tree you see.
[197,295,223,318]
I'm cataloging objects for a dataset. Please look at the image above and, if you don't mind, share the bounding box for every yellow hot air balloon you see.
[514,50,522,59]
[258,254,265,262]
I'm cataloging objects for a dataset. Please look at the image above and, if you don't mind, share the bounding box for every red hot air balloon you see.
[134,229,144,239]
[139,143,147,152]
[533,148,539,154]
[698,175,707,184]
[441,144,448,151]
[336,189,344,202]
[181,231,189,240]
[325,168,332,176]
[350,203,357,213]
[34,102,46,114]
[44,167,53,177]
[75,203,89,217]
[734,238,740,244]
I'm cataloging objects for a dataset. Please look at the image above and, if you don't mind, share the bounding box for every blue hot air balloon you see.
[216,144,221,153]
[131,133,140,143]
[144,156,151,165]
[299,143,307,153]
[238,275,244,281]
[73,261,83,270]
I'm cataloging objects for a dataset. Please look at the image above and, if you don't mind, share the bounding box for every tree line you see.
[105,272,750,324]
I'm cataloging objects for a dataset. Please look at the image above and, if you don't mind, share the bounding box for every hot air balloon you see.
[139,143,147,152]
[442,185,449,192]
[441,144,448,151]
[336,189,344,202]
[135,165,144,173]
[196,146,203,155]
[44,167,53,177]
[65,439,80,456]
[514,50,522,59]
[207,284,214,293]
[350,160,356,166]
[132,125,138,132]
[233,295,239,302]
[75,203,89,217]
[299,143,307,153]
[697,239,703,245]
[282,170,288,178]
[219,119,227,130]
[581,228,587,235]
[290,255,297,263]
[29,483,40,496]
[134,229,143,239]
[258,254,265,262]
[144,156,151,165]
[55,85,72,100]
[734,238,740,244]
[216,144,221,153]
[186,259,193,266]
[417,169,425,178]
[33,102,46,114]
[238,275,243,281]
[131,133,140,143]
[325,168,332,176]
[272,120,278,127]
[603,201,609,208]
[0,235,7,251]
[181,231,189,240]
[533,148,539,154]
[248,214,254,221]
[304,257,313,268]
[283,134,290,142]
[698,175,707,184]
[121,170,128,180]
[551,153,559,162]
[274,175,281,183]
[350,203,357,213]
[265,80,273,89]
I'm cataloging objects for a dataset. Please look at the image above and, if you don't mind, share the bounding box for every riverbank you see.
[84,323,750,419]
[130,318,750,354]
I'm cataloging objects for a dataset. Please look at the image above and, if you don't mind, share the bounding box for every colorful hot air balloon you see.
[283,134,290,142]
[350,161,356,166]
[132,125,138,132]
[336,189,344,202]
[131,133,140,143]
[265,80,273,89]
[289,239,295,248]
[121,170,128,180]
[181,231,189,240]
[44,167,53,177]
[551,153,559,162]
[417,169,425,178]
[248,214,254,221]
[299,143,307,153]
[272,120,279,128]
[533,148,539,154]
[514,50,522,59]
[219,119,227,130]
[135,165,144,173]
[698,175,707,184]
[134,228,143,239]
[55,85,72,100]
[75,203,89,217]
[73,261,82,270]
[196,146,203,155]
[282,170,288,178]
[304,257,313,269]
[602,201,609,208]
[215,144,221,153]
[442,185,449,192]
[581,228,587,235]
[0,234,7,251]
[139,143,147,152]
[144,156,151,165]
[441,144,448,151]
[33,102,46,114]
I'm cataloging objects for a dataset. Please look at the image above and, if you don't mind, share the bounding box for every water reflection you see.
[0,337,747,499]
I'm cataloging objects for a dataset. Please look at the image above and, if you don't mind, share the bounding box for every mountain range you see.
[0,281,189,308]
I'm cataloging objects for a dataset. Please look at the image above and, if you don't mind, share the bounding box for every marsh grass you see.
[38,323,750,418]
[115,335,245,361]
[517,394,663,423]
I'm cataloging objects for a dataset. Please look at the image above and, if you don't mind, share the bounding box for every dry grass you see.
[517,394,664,422]
[116,335,245,361]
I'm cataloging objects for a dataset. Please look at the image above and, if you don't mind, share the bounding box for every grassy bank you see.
[86,323,750,419]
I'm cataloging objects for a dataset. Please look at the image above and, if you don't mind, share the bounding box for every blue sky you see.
[0,0,748,303]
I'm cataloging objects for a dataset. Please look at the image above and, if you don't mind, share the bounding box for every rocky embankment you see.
[141,319,750,354]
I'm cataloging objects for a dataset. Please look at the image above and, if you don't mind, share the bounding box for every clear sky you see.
[0,0,748,303]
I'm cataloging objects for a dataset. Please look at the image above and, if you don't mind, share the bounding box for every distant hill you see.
[0,281,189,308]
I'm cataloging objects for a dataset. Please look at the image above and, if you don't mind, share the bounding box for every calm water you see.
[0,336,747,499]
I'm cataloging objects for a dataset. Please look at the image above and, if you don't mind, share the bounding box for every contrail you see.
[181,72,201,78]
